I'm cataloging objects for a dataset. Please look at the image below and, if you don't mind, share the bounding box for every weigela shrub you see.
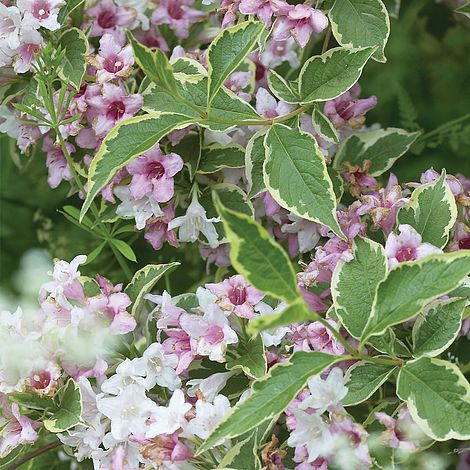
[1,0,470,468]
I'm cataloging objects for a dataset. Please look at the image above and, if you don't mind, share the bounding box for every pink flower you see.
[132,28,169,51]
[357,173,408,235]
[292,319,345,355]
[18,0,64,31]
[86,83,143,137]
[162,328,195,374]
[340,160,379,198]
[206,275,265,319]
[273,4,328,48]
[255,87,294,118]
[151,0,205,39]
[225,71,253,101]
[385,224,442,268]
[126,146,183,203]
[13,28,43,73]
[448,221,470,251]
[86,0,135,39]
[0,395,40,458]
[144,205,180,250]
[42,135,74,189]
[94,33,134,82]
[28,362,60,396]
[239,0,285,26]
[324,84,377,129]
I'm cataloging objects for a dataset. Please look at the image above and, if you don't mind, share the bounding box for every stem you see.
[321,26,332,54]
[110,244,133,281]
[7,441,61,470]
[309,313,400,367]
[199,104,311,128]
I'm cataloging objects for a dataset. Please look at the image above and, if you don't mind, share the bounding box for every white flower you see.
[168,192,220,248]
[0,3,22,49]
[13,27,43,73]
[146,389,191,438]
[0,104,20,139]
[100,358,147,395]
[300,368,348,414]
[281,213,321,253]
[185,395,231,441]
[287,409,333,462]
[97,384,157,440]
[114,185,163,230]
[18,0,64,31]
[115,0,150,30]
[254,301,291,347]
[141,342,181,391]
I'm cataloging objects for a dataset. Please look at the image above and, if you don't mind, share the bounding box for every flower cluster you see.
[1,0,470,468]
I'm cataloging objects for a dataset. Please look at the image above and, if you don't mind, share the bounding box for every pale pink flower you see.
[256,87,294,118]
[151,0,205,39]
[179,288,238,362]
[127,146,183,203]
[94,33,134,82]
[86,0,135,39]
[206,274,265,319]
[86,83,143,137]
[273,4,328,48]
[13,28,43,73]
[42,135,74,189]
[385,224,442,268]
[95,275,136,335]
[199,243,231,268]
[375,407,424,452]
[0,3,22,49]
[324,84,377,129]
[18,0,64,31]
[292,319,345,355]
[133,432,192,466]
[28,362,60,396]
[131,27,169,51]
[0,395,40,457]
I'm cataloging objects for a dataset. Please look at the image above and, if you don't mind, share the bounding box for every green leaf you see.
[333,127,420,176]
[110,239,137,262]
[213,194,299,303]
[207,21,265,106]
[58,0,85,24]
[329,0,390,63]
[144,76,262,132]
[173,133,202,180]
[198,145,245,174]
[268,70,301,104]
[197,351,342,454]
[396,357,470,440]
[246,129,268,198]
[125,263,180,316]
[217,431,261,470]
[362,251,470,341]
[412,298,466,358]
[247,299,314,336]
[383,0,401,18]
[312,107,339,144]
[455,2,470,19]
[127,32,179,96]
[44,379,82,433]
[331,237,387,339]
[81,113,194,219]
[8,392,55,411]
[226,333,267,379]
[298,47,376,104]
[343,361,396,406]
[58,28,88,90]
[397,171,457,249]
[264,124,343,238]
